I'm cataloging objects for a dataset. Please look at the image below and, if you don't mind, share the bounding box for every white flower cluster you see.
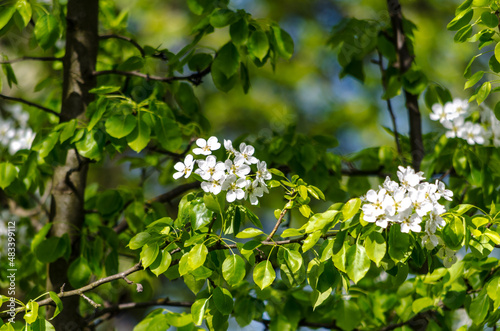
[361,166,453,250]
[0,105,34,154]
[173,137,272,205]
[430,98,500,146]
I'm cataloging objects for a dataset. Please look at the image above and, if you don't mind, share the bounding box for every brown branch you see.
[0,56,62,64]
[386,0,424,170]
[265,209,288,241]
[99,34,145,57]
[147,182,201,205]
[93,66,211,86]
[0,94,60,117]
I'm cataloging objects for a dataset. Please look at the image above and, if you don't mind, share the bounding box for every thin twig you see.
[0,94,60,117]
[99,34,145,57]
[80,293,101,308]
[93,66,211,86]
[376,50,403,162]
[265,209,288,241]
[0,56,62,64]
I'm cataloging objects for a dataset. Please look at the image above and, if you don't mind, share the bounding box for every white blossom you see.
[225,158,250,178]
[397,207,422,233]
[195,155,225,181]
[235,143,258,165]
[193,136,221,155]
[224,139,237,155]
[397,166,425,189]
[245,180,265,205]
[201,175,226,195]
[361,188,392,221]
[222,174,247,202]
[173,154,195,179]
[459,122,487,145]
[255,161,272,184]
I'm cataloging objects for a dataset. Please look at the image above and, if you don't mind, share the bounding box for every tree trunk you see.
[48,0,98,329]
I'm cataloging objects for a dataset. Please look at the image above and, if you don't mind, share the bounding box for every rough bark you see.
[48,0,98,329]
[387,0,424,170]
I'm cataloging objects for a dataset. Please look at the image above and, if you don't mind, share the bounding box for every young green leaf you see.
[253,260,276,290]
[34,14,60,50]
[346,244,371,284]
[191,298,209,326]
[0,162,17,189]
[140,243,159,269]
[248,31,269,61]
[364,232,386,266]
[105,114,137,139]
[476,81,491,105]
[67,257,92,288]
[236,228,263,239]
[222,254,246,285]
[24,300,39,324]
[15,0,32,28]
[48,292,63,320]
[342,198,361,220]
[127,114,151,152]
[230,18,249,45]
[0,7,16,30]
[213,287,234,314]
[150,250,172,276]
[187,243,208,269]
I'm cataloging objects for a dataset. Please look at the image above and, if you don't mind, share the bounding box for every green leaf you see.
[412,297,434,314]
[469,291,489,325]
[117,56,144,71]
[68,257,92,288]
[454,24,472,43]
[188,243,208,269]
[24,300,39,324]
[128,232,150,250]
[213,287,233,314]
[0,7,16,30]
[272,26,294,59]
[388,224,411,262]
[31,223,52,252]
[35,131,60,158]
[210,9,236,28]
[222,254,246,286]
[236,228,263,239]
[150,250,172,276]
[89,85,121,94]
[481,11,498,28]
[447,9,473,31]
[253,260,276,290]
[305,210,339,233]
[230,18,248,45]
[484,229,500,245]
[105,114,137,139]
[364,232,386,266]
[442,215,465,250]
[336,300,361,331]
[0,162,17,189]
[346,243,371,284]
[248,31,269,61]
[34,14,60,50]
[192,201,213,230]
[15,0,32,28]
[127,114,151,152]
[75,129,104,160]
[140,243,159,269]
[34,237,66,263]
[88,100,107,131]
[464,71,483,89]
[284,249,303,273]
[175,83,199,115]
[191,298,209,326]
[476,81,491,105]
[48,292,63,320]
[213,42,240,78]
[60,119,77,143]
[302,231,322,252]
[342,198,361,220]
[188,53,213,72]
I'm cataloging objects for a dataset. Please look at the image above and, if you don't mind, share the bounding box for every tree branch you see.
[386,0,424,170]
[93,66,211,86]
[0,56,62,64]
[265,209,288,241]
[99,34,146,57]
[376,51,404,162]
[0,94,60,117]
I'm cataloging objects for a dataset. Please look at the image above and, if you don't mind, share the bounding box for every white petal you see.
[173,172,184,179]
[196,138,207,148]
[174,162,185,172]
[226,190,236,202]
